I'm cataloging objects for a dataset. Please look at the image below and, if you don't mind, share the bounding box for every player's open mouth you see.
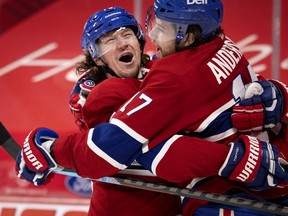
[119,53,133,63]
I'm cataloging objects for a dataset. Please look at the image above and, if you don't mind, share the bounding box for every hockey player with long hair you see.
[68,7,182,215]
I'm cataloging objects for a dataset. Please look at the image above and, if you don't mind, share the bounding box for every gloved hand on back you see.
[232,80,285,133]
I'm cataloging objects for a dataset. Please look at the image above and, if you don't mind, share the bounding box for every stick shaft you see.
[1,121,288,215]
[56,170,288,215]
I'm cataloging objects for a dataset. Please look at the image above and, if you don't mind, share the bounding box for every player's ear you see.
[178,33,195,49]
[183,33,195,47]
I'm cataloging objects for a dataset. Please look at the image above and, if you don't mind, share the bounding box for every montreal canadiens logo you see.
[65,176,92,197]
[84,80,95,87]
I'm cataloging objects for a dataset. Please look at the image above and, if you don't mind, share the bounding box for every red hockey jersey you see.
[82,77,182,215]
[54,35,288,215]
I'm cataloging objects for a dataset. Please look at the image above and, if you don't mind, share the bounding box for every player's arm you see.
[17,79,142,185]
[16,122,146,185]
[138,133,288,191]
[137,135,230,184]
[15,69,187,185]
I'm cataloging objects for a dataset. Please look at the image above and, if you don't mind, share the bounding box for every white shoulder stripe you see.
[110,118,149,153]
[87,129,127,170]
[151,135,182,175]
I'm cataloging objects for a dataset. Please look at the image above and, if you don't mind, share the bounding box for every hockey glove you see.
[232,80,284,132]
[16,128,61,186]
[69,73,96,131]
[219,135,288,191]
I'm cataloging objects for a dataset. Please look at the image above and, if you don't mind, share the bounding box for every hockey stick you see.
[1,122,288,215]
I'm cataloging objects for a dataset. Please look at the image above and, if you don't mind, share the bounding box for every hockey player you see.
[16,1,288,215]
[69,7,182,216]
[140,1,288,215]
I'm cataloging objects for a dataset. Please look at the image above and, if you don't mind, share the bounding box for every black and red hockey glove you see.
[232,80,285,133]
[69,73,96,131]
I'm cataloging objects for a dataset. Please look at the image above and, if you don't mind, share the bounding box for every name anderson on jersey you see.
[207,38,243,85]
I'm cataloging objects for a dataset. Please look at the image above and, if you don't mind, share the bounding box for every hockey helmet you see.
[81,7,146,59]
[146,0,223,41]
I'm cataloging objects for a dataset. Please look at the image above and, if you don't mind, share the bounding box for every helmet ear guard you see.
[81,7,146,59]
[87,41,98,59]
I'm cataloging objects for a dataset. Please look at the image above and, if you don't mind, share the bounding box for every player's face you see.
[146,8,177,58]
[96,28,142,78]
[150,19,176,58]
